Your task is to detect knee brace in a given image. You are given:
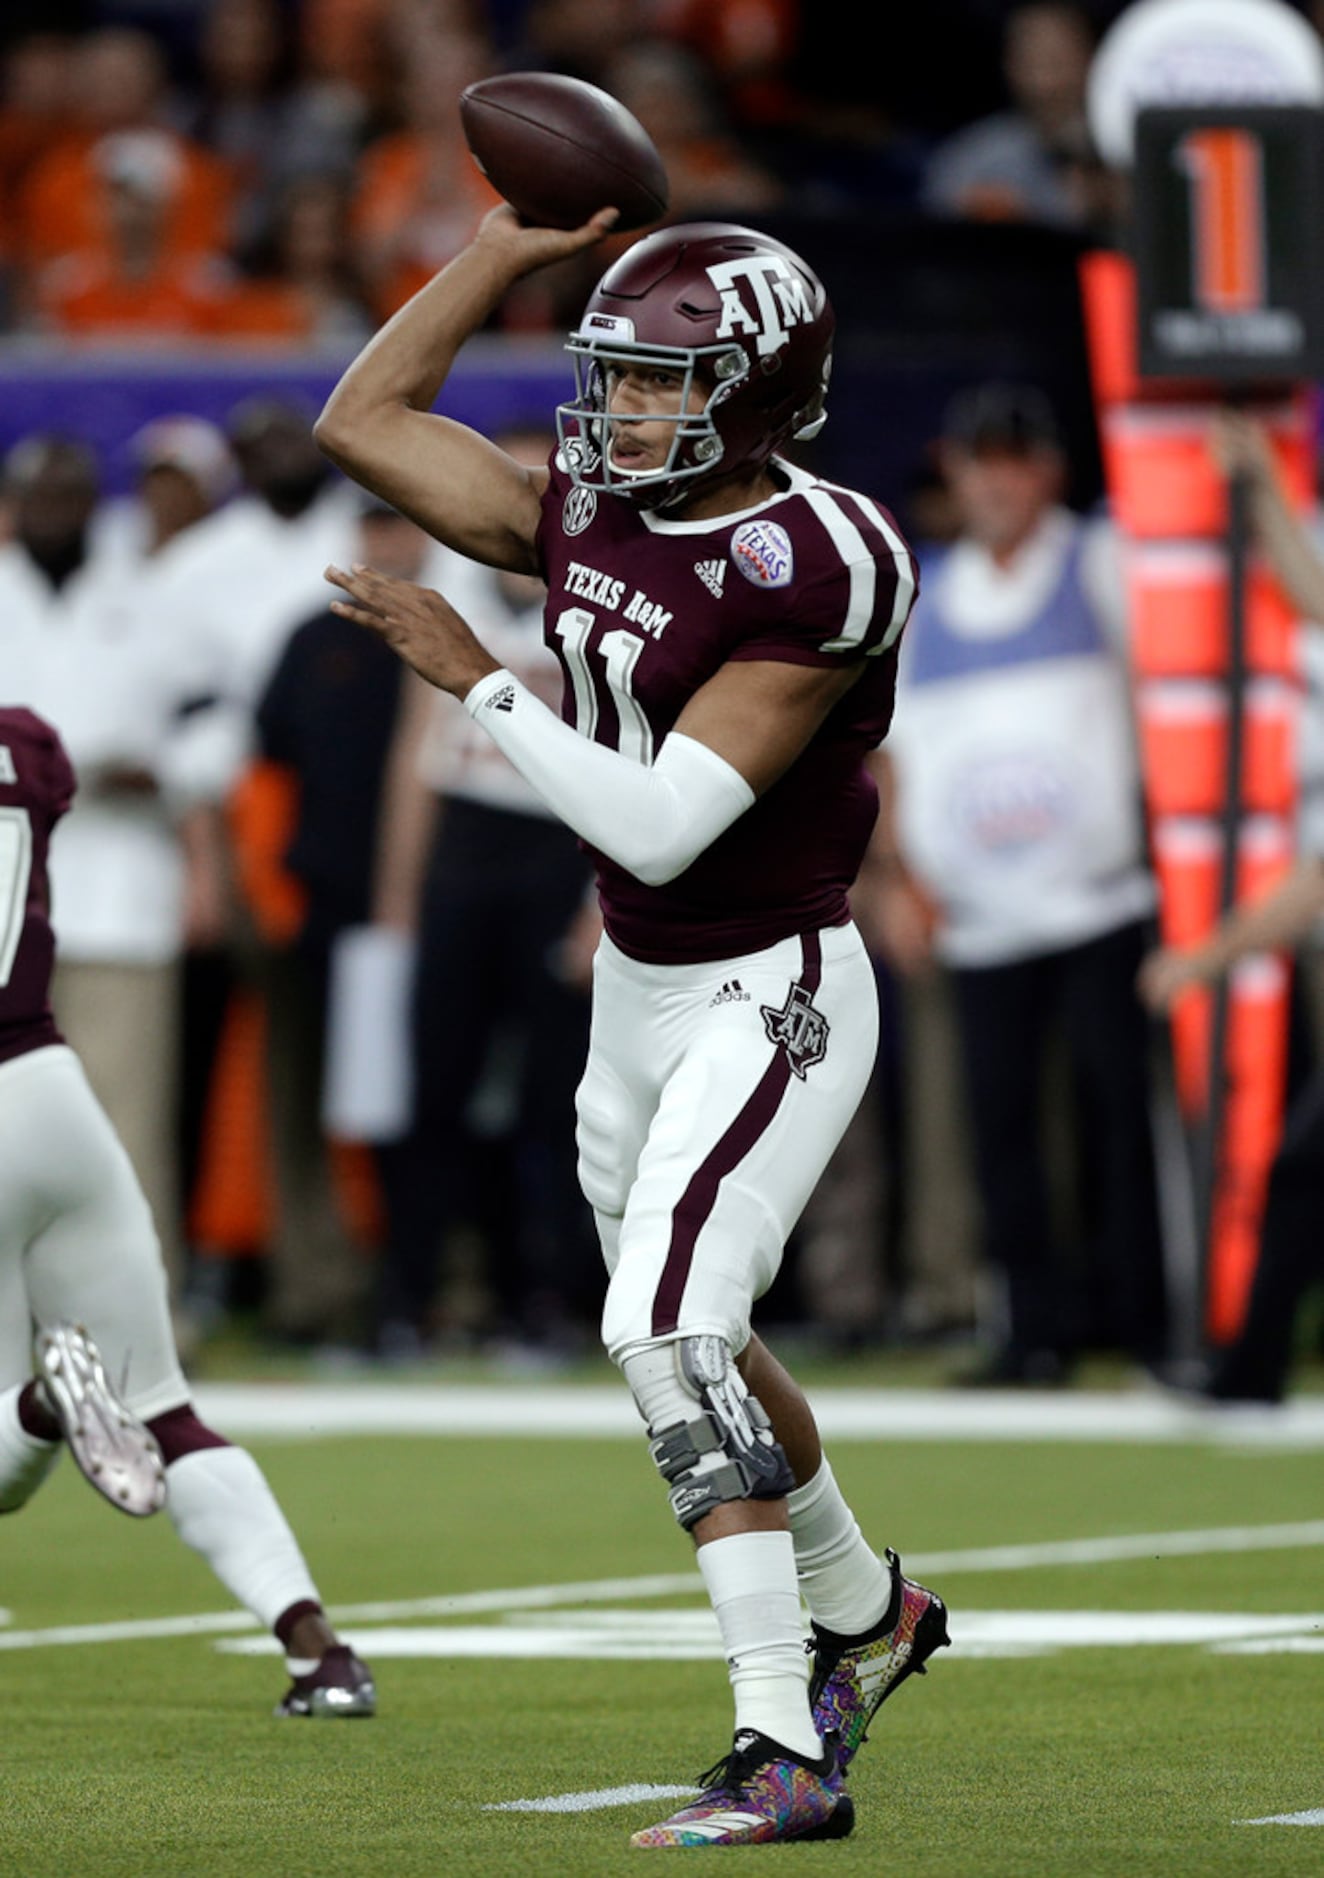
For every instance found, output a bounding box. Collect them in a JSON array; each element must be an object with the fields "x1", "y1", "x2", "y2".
[{"x1": 621, "y1": 1334, "x2": 795, "y2": 1531}]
